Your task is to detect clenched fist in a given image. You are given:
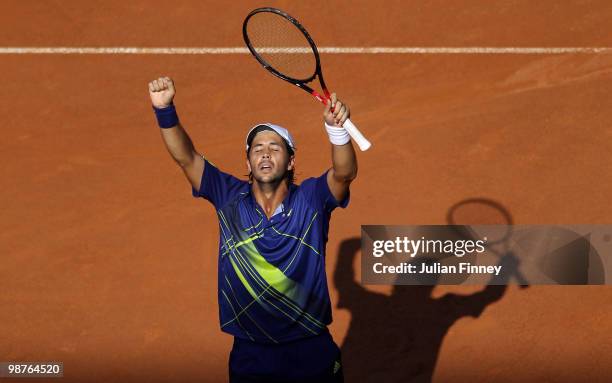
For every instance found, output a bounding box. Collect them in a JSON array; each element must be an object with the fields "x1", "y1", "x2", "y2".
[{"x1": 149, "y1": 77, "x2": 175, "y2": 109}]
